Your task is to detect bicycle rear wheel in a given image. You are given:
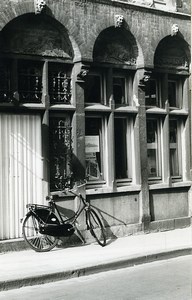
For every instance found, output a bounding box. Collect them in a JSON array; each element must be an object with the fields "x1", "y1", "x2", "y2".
[
  {"x1": 22, "y1": 213, "x2": 59, "y2": 252},
  {"x1": 87, "y1": 208, "x2": 106, "y2": 247}
]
